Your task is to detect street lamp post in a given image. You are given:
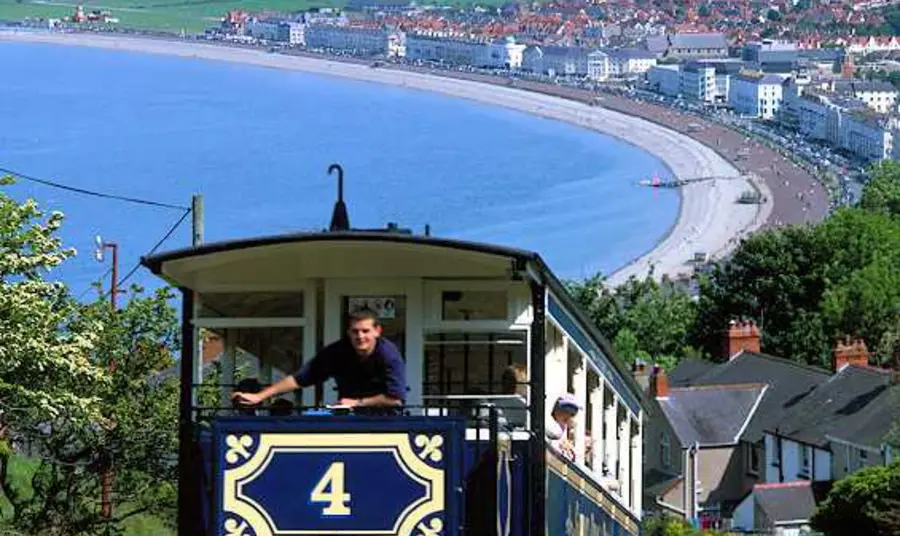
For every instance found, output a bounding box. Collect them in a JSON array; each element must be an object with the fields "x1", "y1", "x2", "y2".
[{"x1": 94, "y1": 235, "x2": 120, "y2": 520}]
